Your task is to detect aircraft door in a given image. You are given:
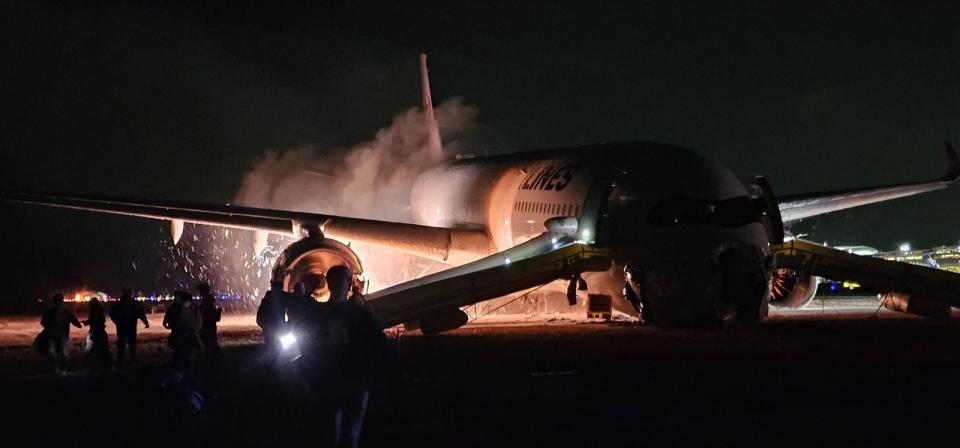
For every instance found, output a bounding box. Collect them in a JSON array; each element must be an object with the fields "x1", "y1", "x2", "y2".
[{"x1": 751, "y1": 176, "x2": 784, "y2": 245}]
